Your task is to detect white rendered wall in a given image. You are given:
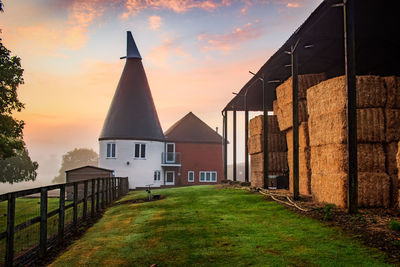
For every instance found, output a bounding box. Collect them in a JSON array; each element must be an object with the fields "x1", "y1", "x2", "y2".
[{"x1": 99, "y1": 140, "x2": 164, "y2": 189}]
